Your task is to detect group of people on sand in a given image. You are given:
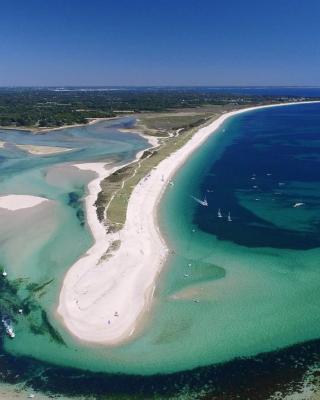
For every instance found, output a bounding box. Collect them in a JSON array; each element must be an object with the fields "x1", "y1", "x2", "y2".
[{"x1": 107, "y1": 311, "x2": 119, "y2": 325}]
